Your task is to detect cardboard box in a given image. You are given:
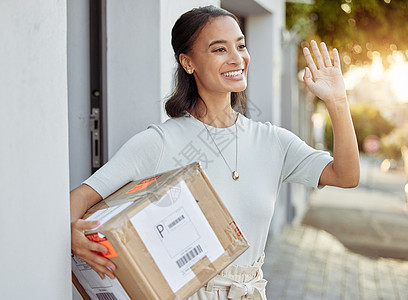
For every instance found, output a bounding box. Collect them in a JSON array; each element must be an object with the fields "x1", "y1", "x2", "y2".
[{"x1": 72, "y1": 162, "x2": 249, "y2": 300}]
